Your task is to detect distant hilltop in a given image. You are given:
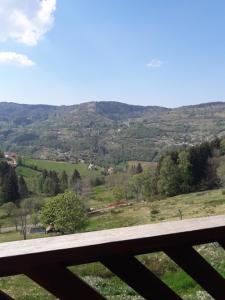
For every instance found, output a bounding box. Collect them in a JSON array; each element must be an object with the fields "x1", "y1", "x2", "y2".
[{"x1": 0, "y1": 100, "x2": 225, "y2": 163}]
